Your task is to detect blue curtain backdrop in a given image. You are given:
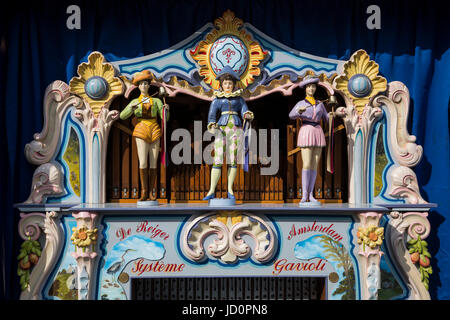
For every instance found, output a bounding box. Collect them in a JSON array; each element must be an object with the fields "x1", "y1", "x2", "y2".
[{"x1": 1, "y1": 0, "x2": 449, "y2": 299}]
